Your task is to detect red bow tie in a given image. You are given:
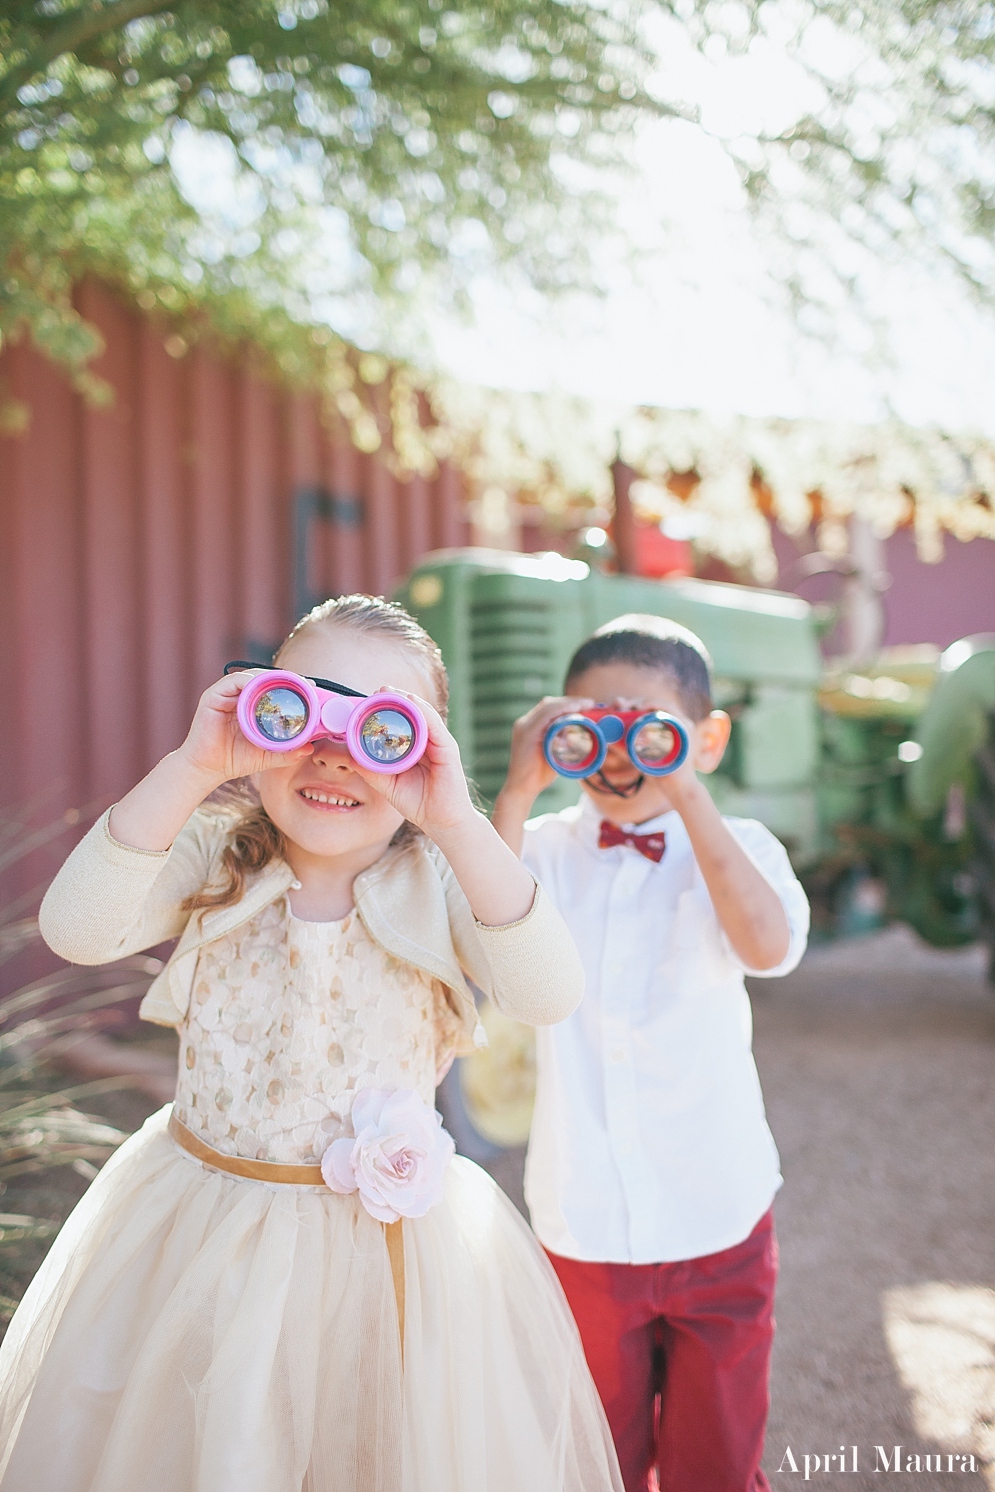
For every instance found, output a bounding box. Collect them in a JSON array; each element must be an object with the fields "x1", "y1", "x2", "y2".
[{"x1": 598, "y1": 820, "x2": 666, "y2": 863}]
